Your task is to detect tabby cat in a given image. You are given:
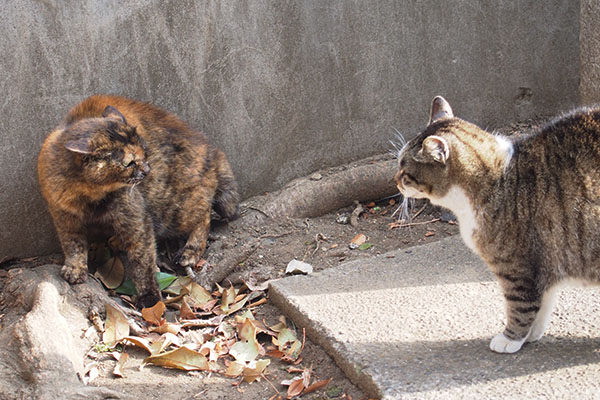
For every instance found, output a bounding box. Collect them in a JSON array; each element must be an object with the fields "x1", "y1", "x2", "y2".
[
  {"x1": 38, "y1": 95, "x2": 239, "y2": 308},
  {"x1": 395, "y1": 96, "x2": 600, "y2": 353}
]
